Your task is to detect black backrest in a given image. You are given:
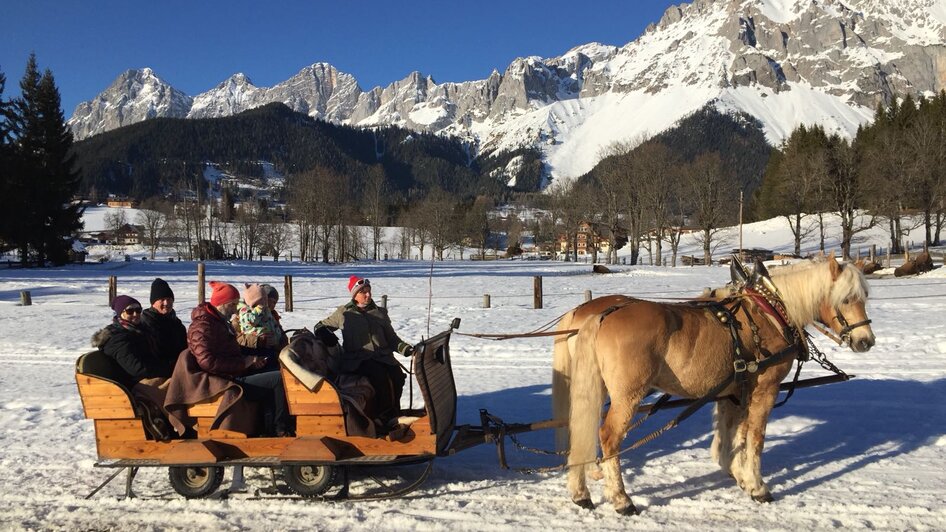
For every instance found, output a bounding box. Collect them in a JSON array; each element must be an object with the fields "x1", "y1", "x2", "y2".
[
  {"x1": 413, "y1": 330, "x2": 457, "y2": 455},
  {"x1": 76, "y1": 350, "x2": 136, "y2": 392}
]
